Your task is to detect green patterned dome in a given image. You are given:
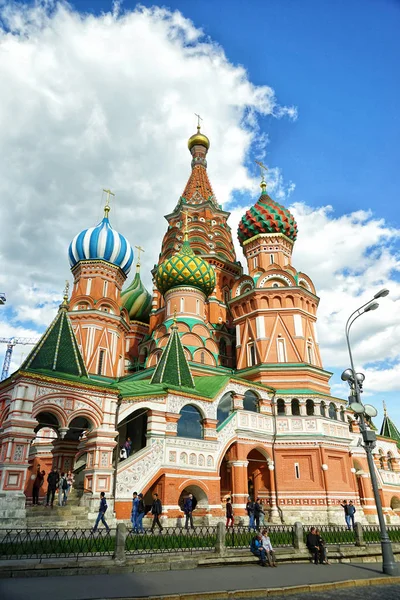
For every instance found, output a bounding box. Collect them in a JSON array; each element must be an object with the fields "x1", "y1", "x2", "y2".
[
  {"x1": 238, "y1": 186, "x2": 298, "y2": 245},
  {"x1": 121, "y1": 268, "x2": 152, "y2": 323},
  {"x1": 155, "y1": 236, "x2": 216, "y2": 297}
]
